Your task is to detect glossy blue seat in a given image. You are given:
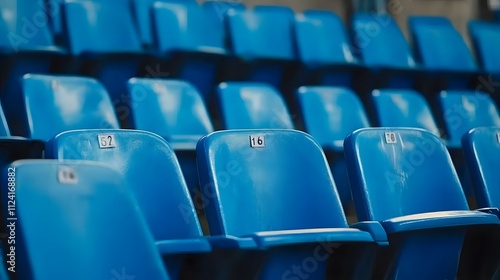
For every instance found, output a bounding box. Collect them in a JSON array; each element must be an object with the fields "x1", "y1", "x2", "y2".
[
  {"x1": 468, "y1": 21, "x2": 500, "y2": 75},
  {"x1": 294, "y1": 10, "x2": 359, "y2": 87},
  {"x1": 217, "y1": 82, "x2": 294, "y2": 129},
  {"x1": 0, "y1": 0, "x2": 64, "y2": 134},
  {"x1": 225, "y1": 6, "x2": 297, "y2": 89},
  {"x1": 62, "y1": 0, "x2": 143, "y2": 127},
  {"x1": 7, "y1": 160, "x2": 169, "y2": 280},
  {"x1": 45, "y1": 129, "x2": 210, "y2": 279},
  {"x1": 197, "y1": 129, "x2": 387, "y2": 279},
  {"x1": 296, "y1": 86, "x2": 370, "y2": 207},
  {"x1": 351, "y1": 13, "x2": 416, "y2": 90},
  {"x1": 203, "y1": 1, "x2": 245, "y2": 22},
  {"x1": 151, "y1": 2, "x2": 230, "y2": 100},
  {"x1": 408, "y1": 16, "x2": 477, "y2": 90},
  {"x1": 127, "y1": 78, "x2": 213, "y2": 198},
  {"x1": 344, "y1": 128, "x2": 500, "y2": 279},
  {"x1": 371, "y1": 89, "x2": 440, "y2": 136},
  {"x1": 21, "y1": 74, "x2": 119, "y2": 141}
]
